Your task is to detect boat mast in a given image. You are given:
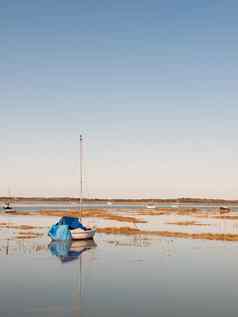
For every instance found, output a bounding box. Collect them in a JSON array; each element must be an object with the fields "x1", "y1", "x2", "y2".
[{"x1": 80, "y1": 134, "x2": 83, "y2": 221}]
